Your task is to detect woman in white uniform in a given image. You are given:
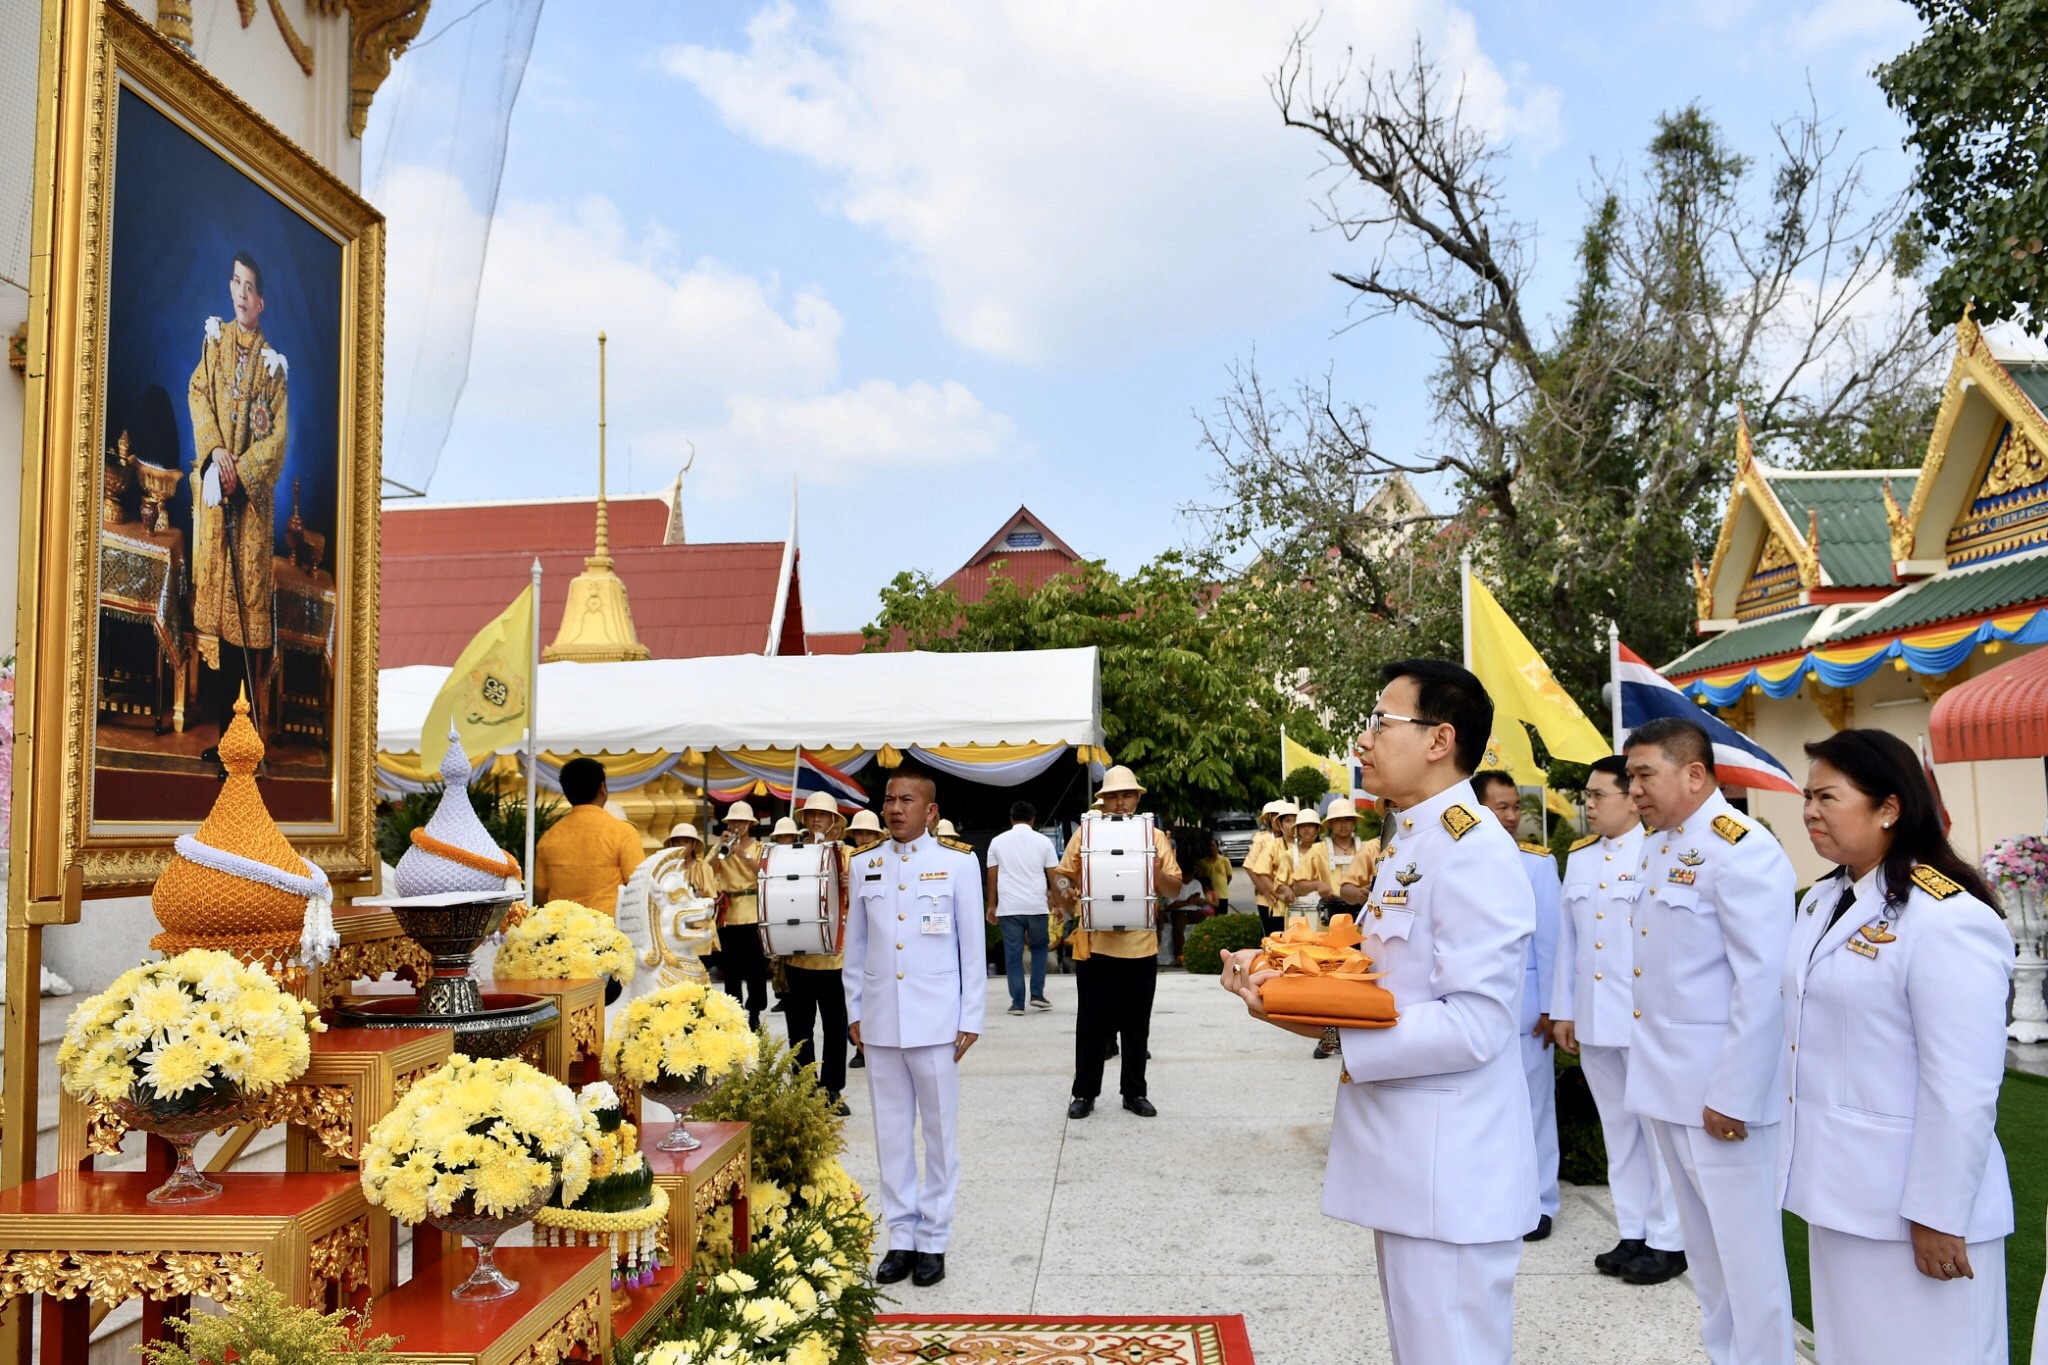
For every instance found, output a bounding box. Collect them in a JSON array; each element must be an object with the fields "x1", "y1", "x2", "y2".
[{"x1": 1784, "y1": 728, "x2": 2012, "y2": 1364}]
